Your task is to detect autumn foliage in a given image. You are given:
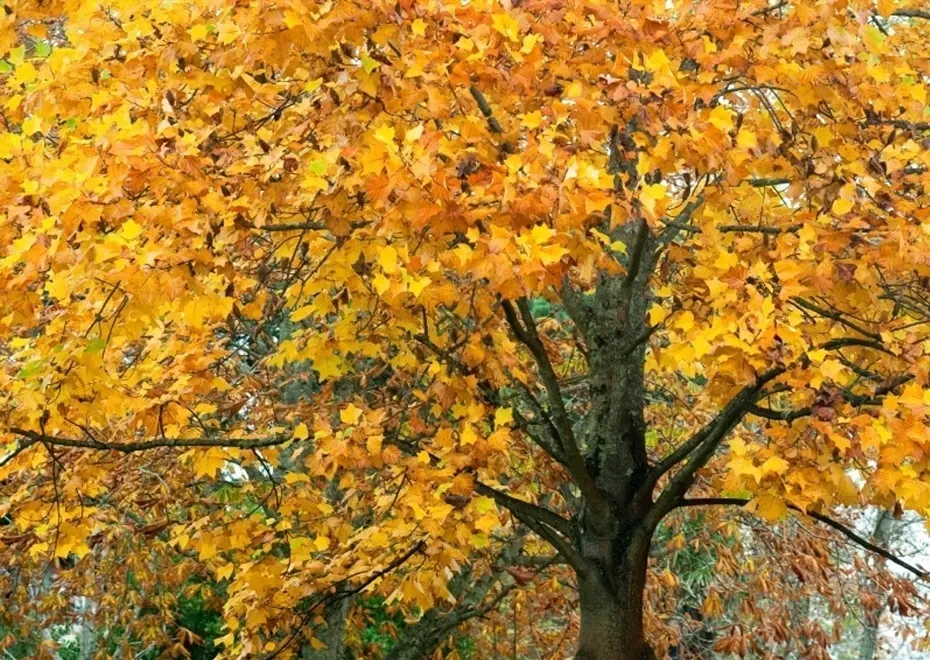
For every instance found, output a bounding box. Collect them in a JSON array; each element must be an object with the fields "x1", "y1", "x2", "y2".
[{"x1": 1, "y1": 0, "x2": 930, "y2": 658}]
